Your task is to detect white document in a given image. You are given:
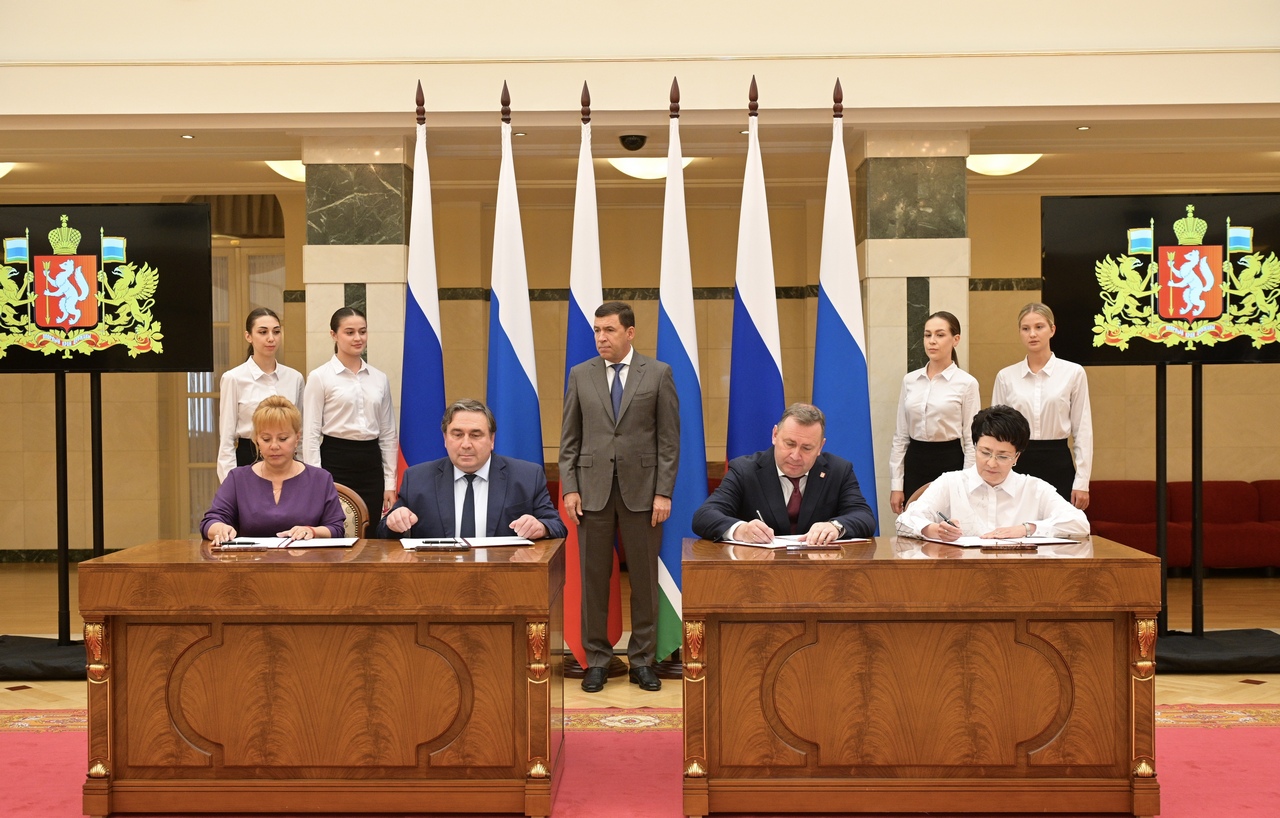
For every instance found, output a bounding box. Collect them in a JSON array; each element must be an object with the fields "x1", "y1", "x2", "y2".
[
  {"x1": 401, "y1": 538, "x2": 469, "y2": 551},
  {"x1": 464, "y1": 536, "x2": 534, "y2": 548},
  {"x1": 724, "y1": 535, "x2": 869, "y2": 550},
  {"x1": 921, "y1": 535, "x2": 1079, "y2": 547},
  {"x1": 215, "y1": 536, "x2": 357, "y2": 549}
]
